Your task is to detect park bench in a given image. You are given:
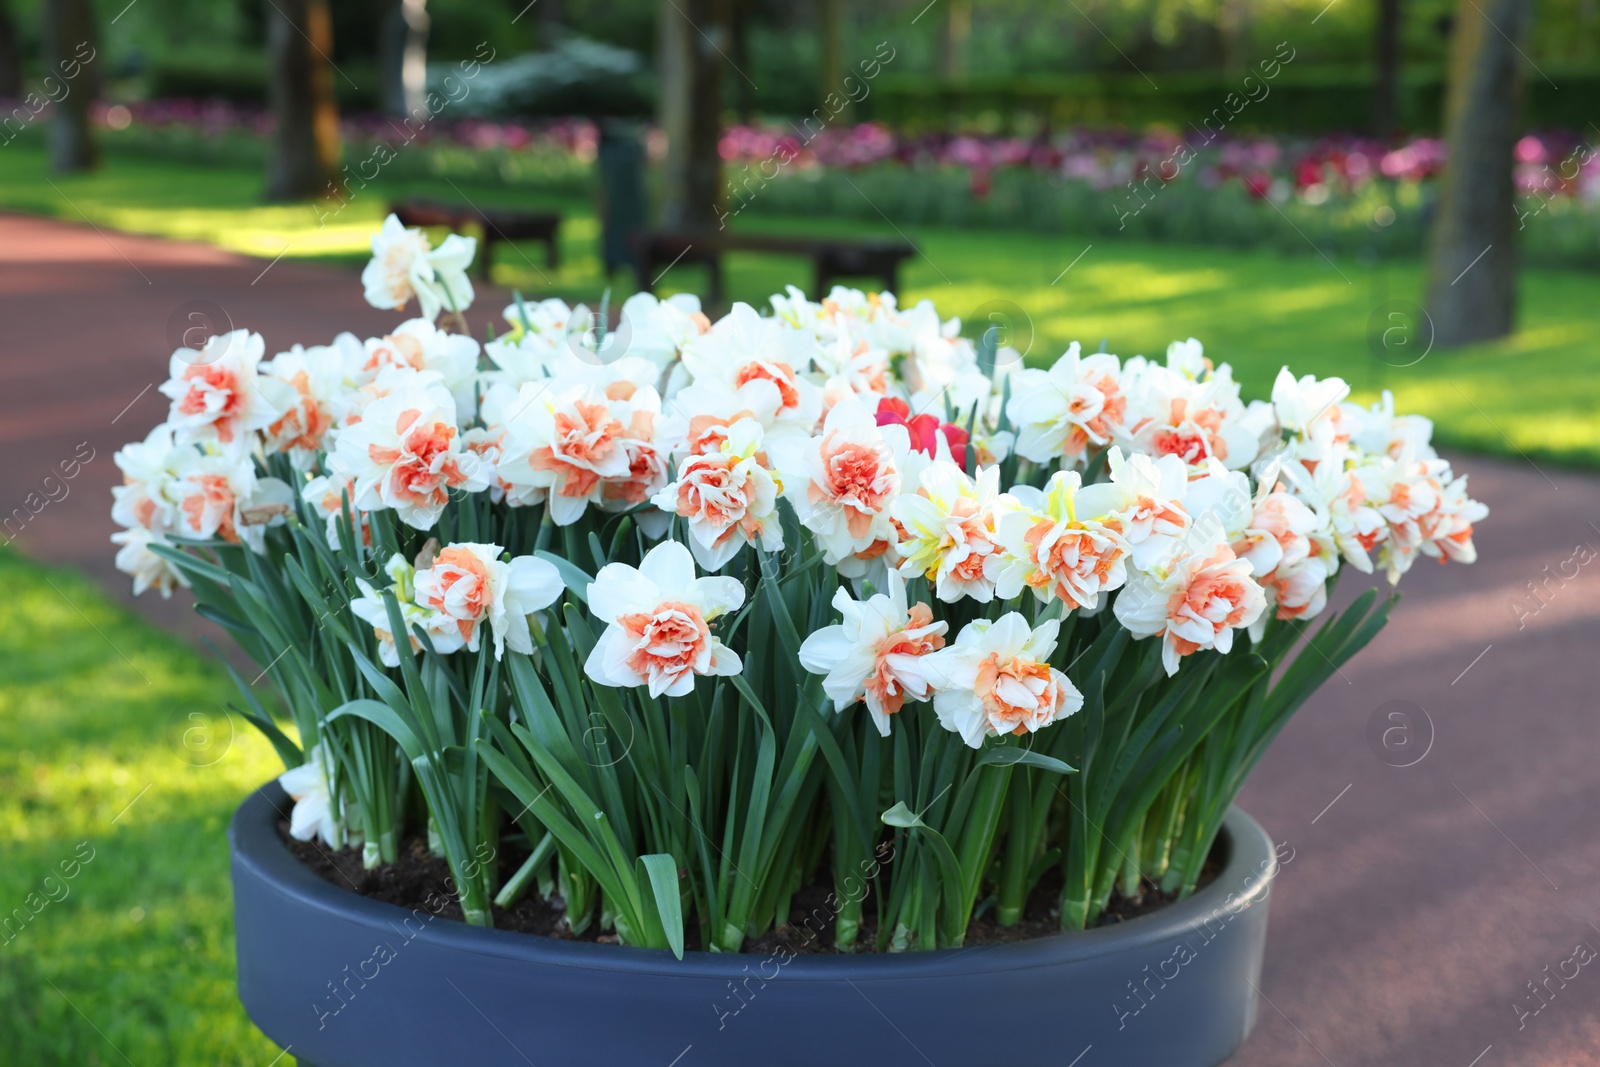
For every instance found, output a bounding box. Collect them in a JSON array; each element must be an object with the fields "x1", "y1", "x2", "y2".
[
  {"x1": 387, "y1": 199, "x2": 560, "y2": 280},
  {"x1": 631, "y1": 229, "x2": 917, "y2": 305}
]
